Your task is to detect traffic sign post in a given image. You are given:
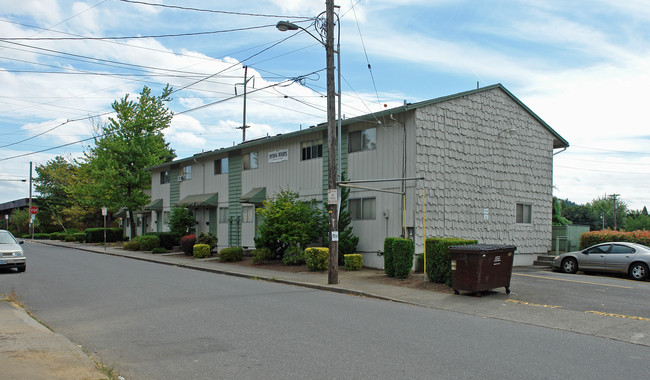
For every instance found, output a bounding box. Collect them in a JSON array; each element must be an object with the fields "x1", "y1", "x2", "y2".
[{"x1": 29, "y1": 206, "x2": 38, "y2": 215}]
